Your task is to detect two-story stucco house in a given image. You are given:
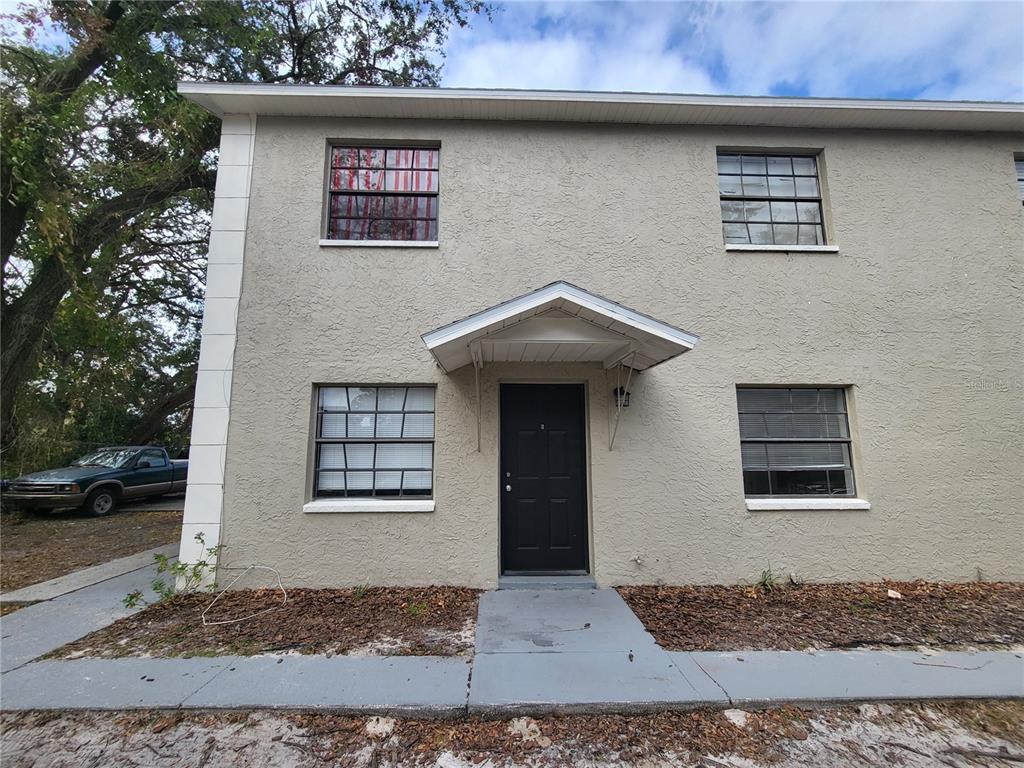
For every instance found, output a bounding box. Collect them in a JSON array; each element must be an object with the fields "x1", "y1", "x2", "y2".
[{"x1": 176, "y1": 83, "x2": 1024, "y2": 589}]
